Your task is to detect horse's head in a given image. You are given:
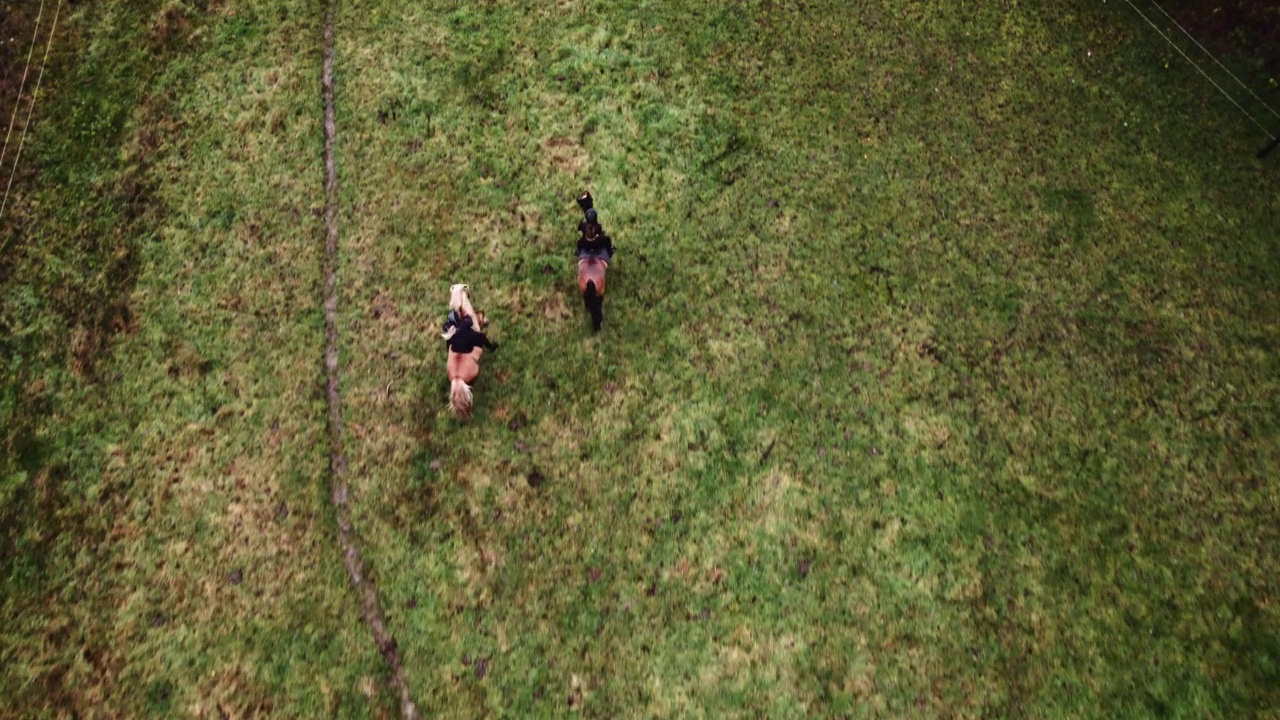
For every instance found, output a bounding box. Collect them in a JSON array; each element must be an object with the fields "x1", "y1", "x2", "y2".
[
  {"x1": 450, "y1": 282, "x2": 481, "y2": 325},
  {"x1": 449, "y1": 283, "x2": 470, "y2": 311}
]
